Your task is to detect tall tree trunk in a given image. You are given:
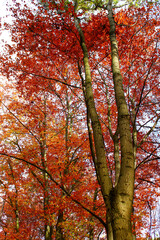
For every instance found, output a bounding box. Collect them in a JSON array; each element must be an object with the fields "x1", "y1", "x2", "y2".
[
  {"x1": 74, "y1": 0, "x2": 135, "y2": 239},
  {"x1": 8, "y1": 160, "x2": 20, "y2": 233},
  {"x1": 55, "y1": 88, "x2": 71, "y2": 240},
  {"x1": 75, "y1": 1, "x2": 114, "y2": 238},
  {"x1": 40, "y1": 95, "x2": 53, "y2": 240},
  {"x1": 107, "y1": 0, "x2": 135, "y2": 239},
  {"x1": 74, "y1": 10, "x2": 113, "y2": 237}
]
